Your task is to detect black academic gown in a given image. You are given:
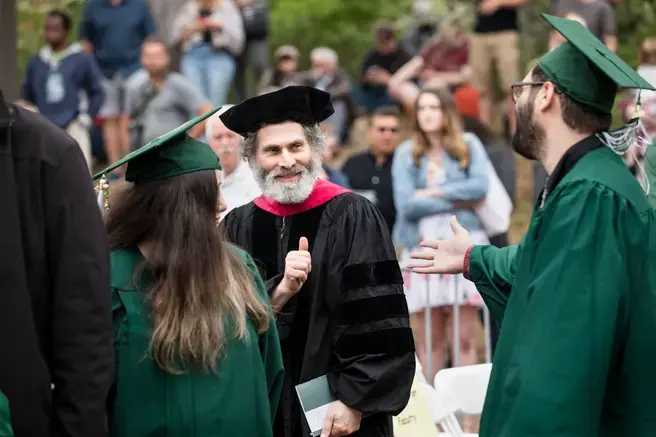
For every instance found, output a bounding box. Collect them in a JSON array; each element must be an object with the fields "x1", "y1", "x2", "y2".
[
  {"x1": 0, "y1": 95, "x2": 113, "y2": 437},
  {"x1": 223, "y1": 179, "x2": 416, "y2": 437}
]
